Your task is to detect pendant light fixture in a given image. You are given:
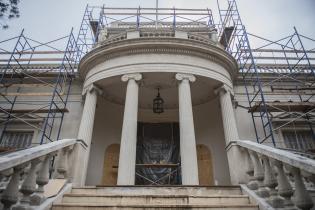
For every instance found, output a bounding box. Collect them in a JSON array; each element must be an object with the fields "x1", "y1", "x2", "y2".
[{"x1": 153, "y1": 88, "x2": 164, "y2": 114}]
